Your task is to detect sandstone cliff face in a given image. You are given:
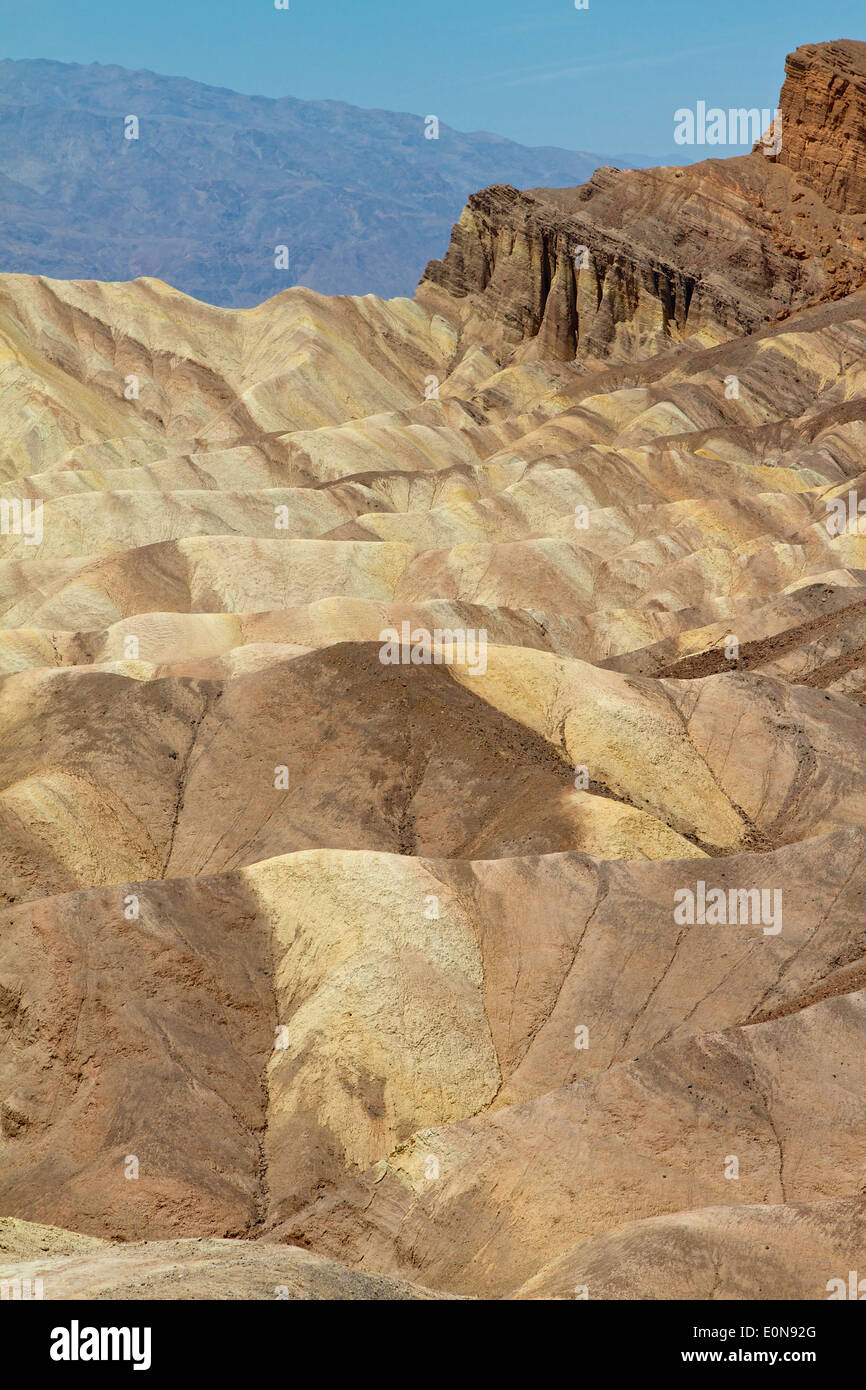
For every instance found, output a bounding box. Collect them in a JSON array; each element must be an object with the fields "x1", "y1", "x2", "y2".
[
  {"x1": 419, "y1": 177, "x2": 711, "y2": 364},
  {"x1": 418, "y1": 41, "x2": 866, "y2": 366},
  {"x1": 778, "y1": 39, "x2": 866, "y2": 213}
]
